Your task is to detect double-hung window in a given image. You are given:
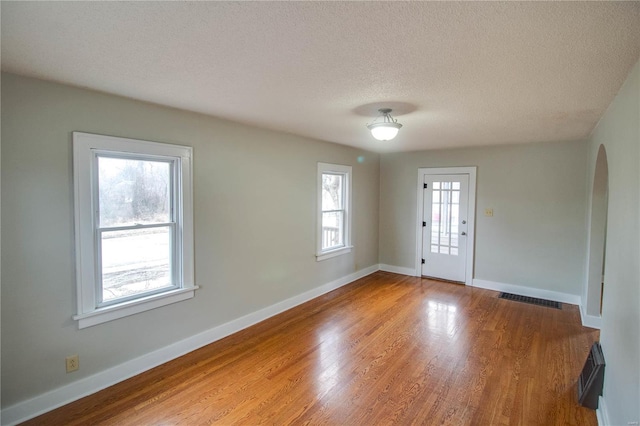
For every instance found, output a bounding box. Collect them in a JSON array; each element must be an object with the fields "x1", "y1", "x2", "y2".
[
  {"x1": 73, "y1": 132, "x2": 196, "y2": 328},
  {"x1": 317, "y1": 162, "x2": 352, "y2": 261}
]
